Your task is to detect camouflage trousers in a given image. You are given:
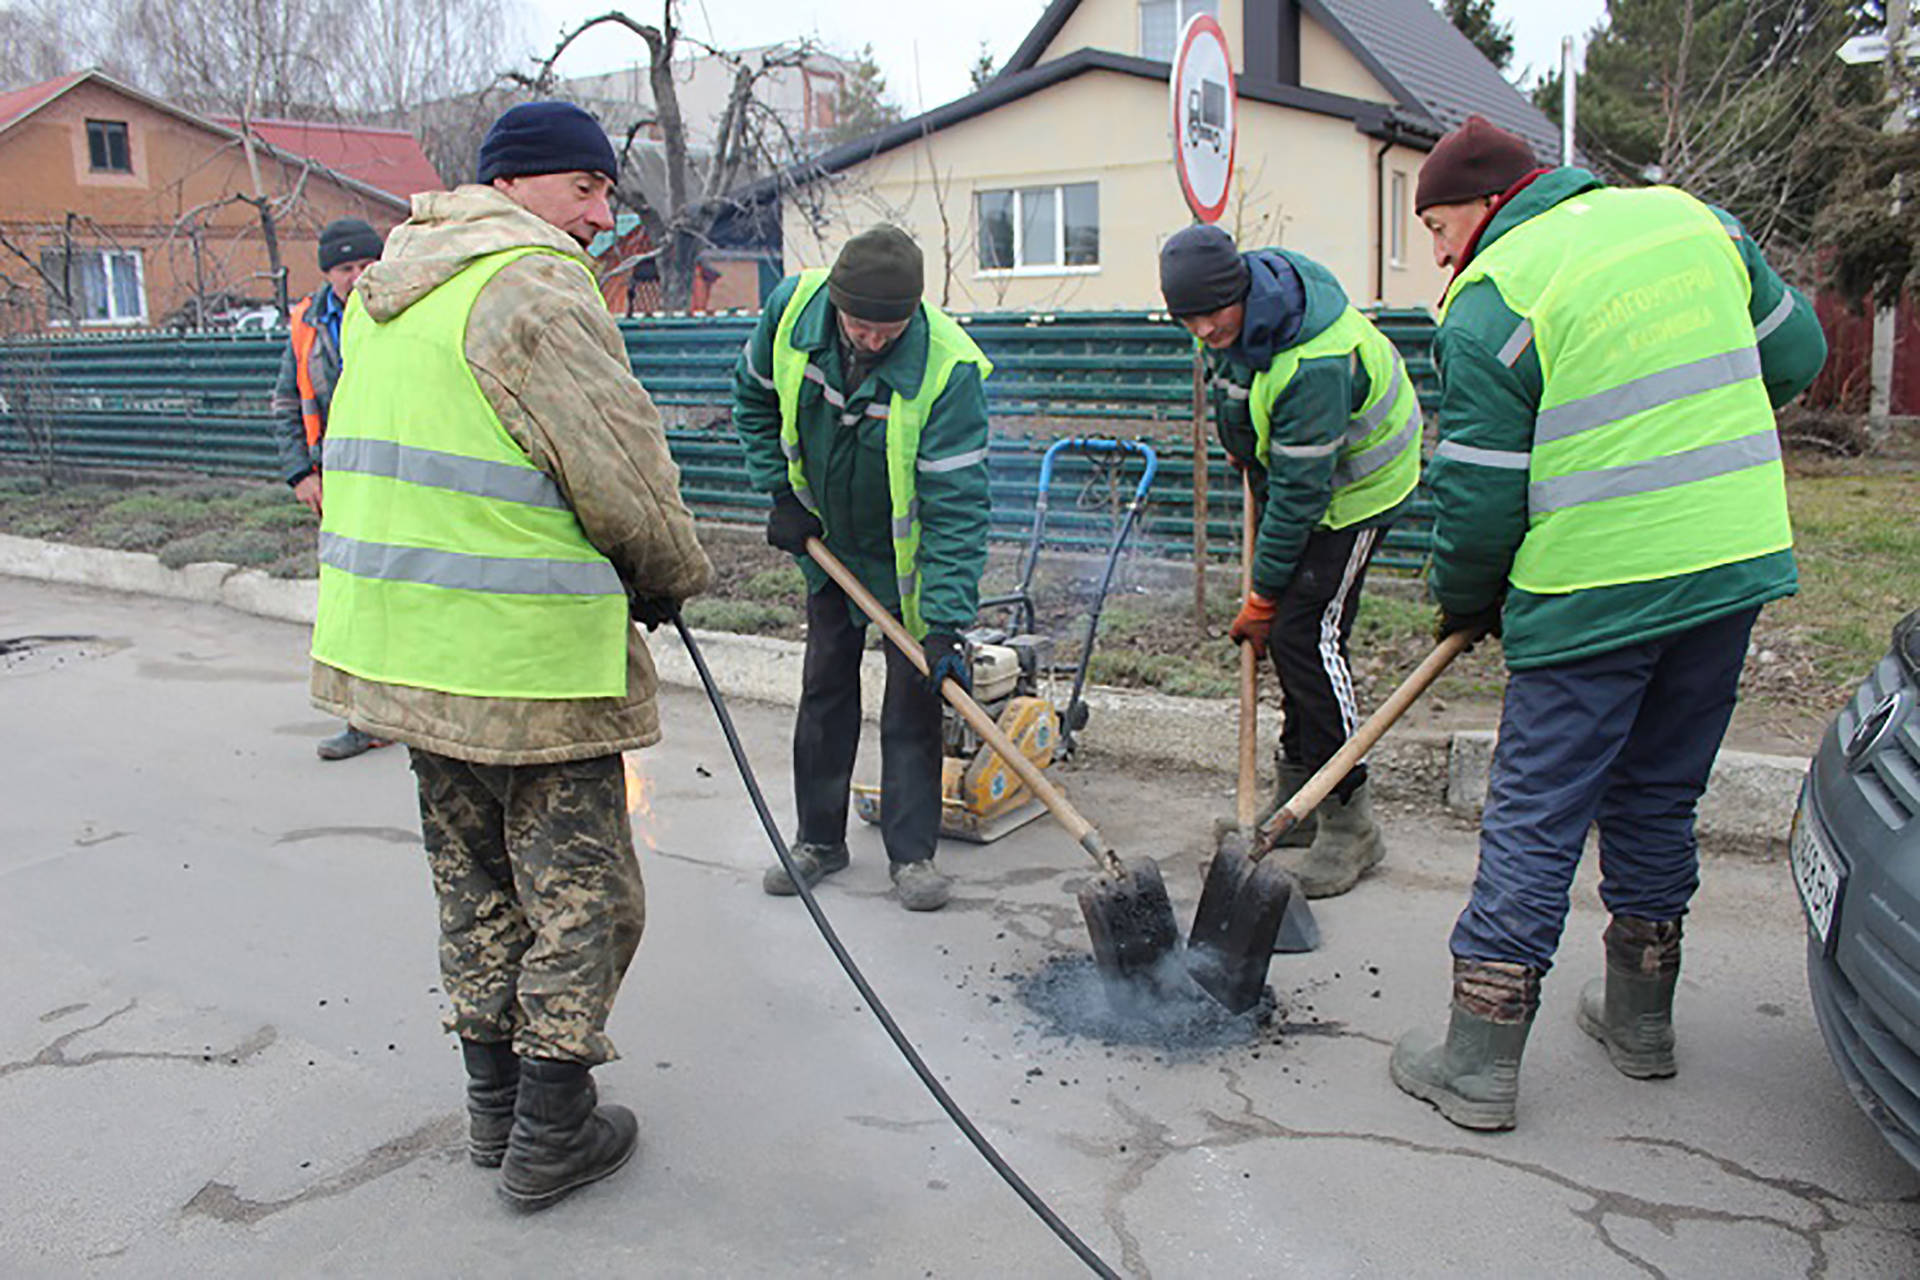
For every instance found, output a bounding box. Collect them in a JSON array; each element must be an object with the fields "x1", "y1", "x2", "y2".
[{"x1": 409, "y1": 748, "x2": 645, "y2": 1066}]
